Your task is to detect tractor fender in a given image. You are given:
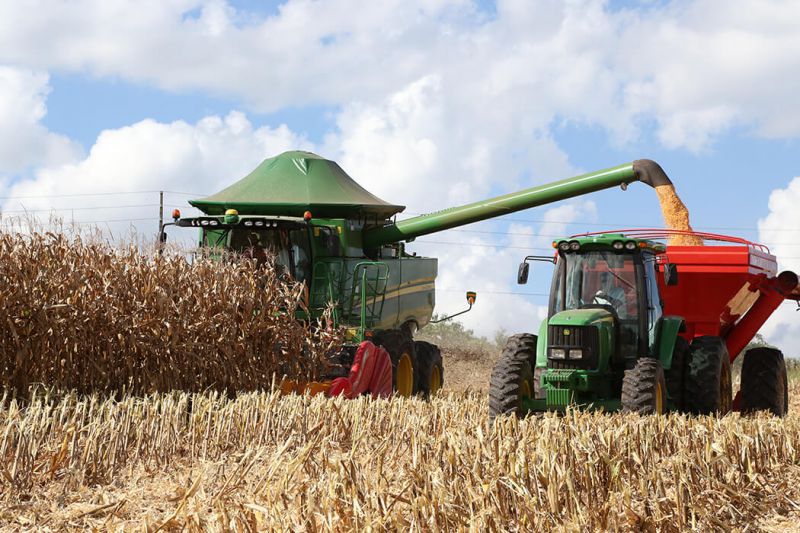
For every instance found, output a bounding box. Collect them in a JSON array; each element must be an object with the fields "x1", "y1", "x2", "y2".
[{"x1": 657, "y1": 316, "x2": 686, "y2": 370}]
